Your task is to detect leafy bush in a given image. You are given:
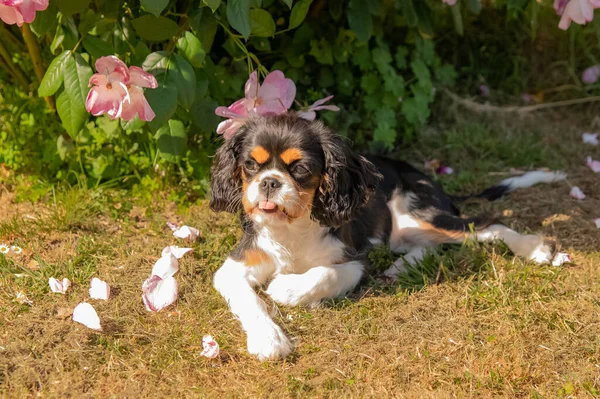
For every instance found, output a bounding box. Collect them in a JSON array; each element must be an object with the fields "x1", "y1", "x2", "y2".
[{"x1": 0, "y1": 0, "x2": 594, "y2": 194}]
